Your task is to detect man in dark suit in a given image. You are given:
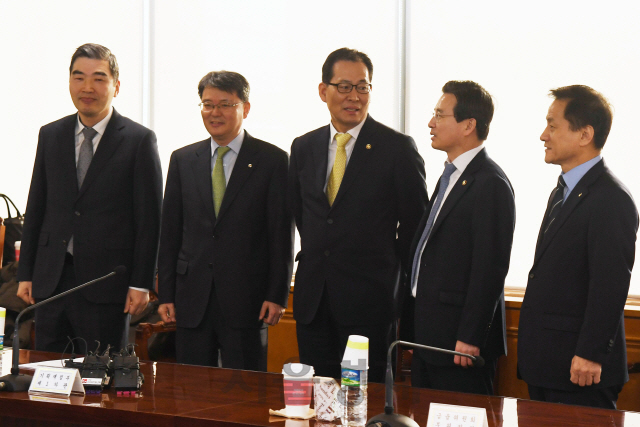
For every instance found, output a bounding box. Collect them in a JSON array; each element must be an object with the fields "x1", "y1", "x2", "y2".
[
  {"x1": 409, "y1": 81, "x2": 515, "y2": 395},
  {"x1": 17, "y1": 43, "x2": 162, "y2": 353},
  {"x1": 157, "y1": 71, "x2": 293, "y2": 370},
  {"x1": 518, "y1": 85, "x2": 638, "y2": 409},
  {"x1": 289, "y1": 48, "x2": 429, "y2": 382}
]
